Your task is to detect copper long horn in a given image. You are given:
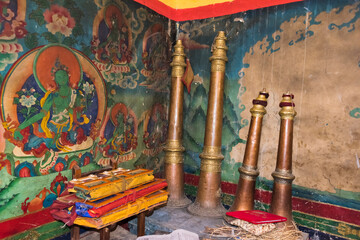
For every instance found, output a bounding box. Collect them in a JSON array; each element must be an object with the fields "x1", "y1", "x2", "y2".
[
  {"x1": 164, "y1": 40, "x2": 192, "y2": 208},
  {"x1": 270, "y1": 92, "x2": 296, "y2": 227},
  {"x1": 187, "y1": 31, "x2": 228, "y2": 218},
  {"x1": 229, "y1": 90, "x2": 269, "y2": 212}
]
